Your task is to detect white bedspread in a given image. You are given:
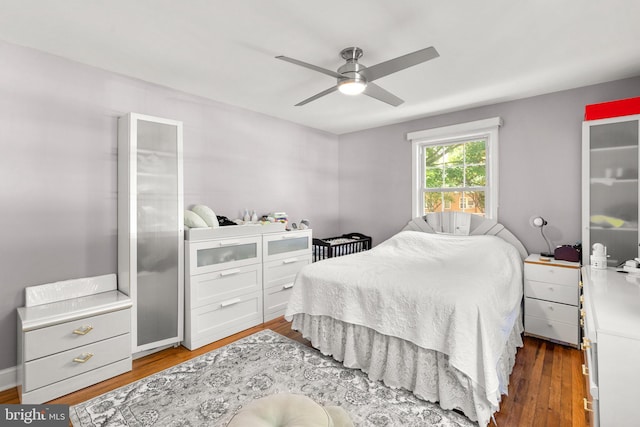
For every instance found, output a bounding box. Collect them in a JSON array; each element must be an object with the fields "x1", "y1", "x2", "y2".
[{"x1": 285, "y1": 230, "x2": 523, "y2": 407}]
